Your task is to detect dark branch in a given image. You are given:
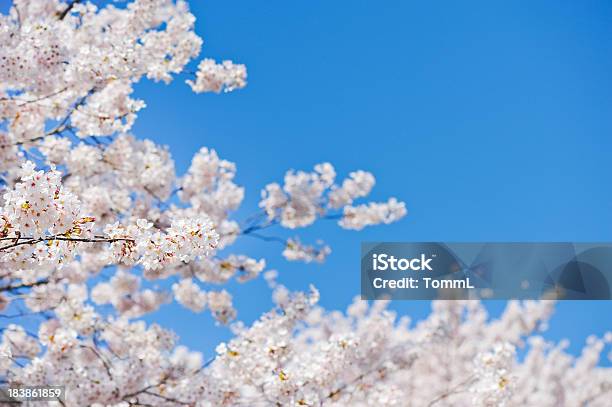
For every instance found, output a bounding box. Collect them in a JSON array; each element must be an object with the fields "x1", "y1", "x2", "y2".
[
  {"x1": 0, "y1": 279, "x2": 49, "y2": 293},
  {"x1": 0, "y1": 235, "x2": 134, "y2": 252},
  {"x1": 57, "y1": 0, "x2": 81, "y2": 20}
]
